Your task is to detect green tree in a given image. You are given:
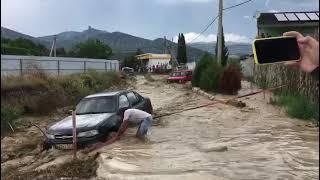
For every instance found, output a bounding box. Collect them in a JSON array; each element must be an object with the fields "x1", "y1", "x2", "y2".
[
  {"x1": 1, "y1": 38, "x2": 48, "y2": 56},
  {"x1": 74, "y1": 39, "x2": 112, "y2": 59},
  {"x1": 176, "y1": 33, "x2": 187, "y2": 64},
  {"x1": 192, "y1": 53, "x2": 215, "y2": 87},
  {"x1": 122, "y1": 49, "x2": 144, "y2": 71},
  {"x1": 215, "y1": 27, "x2": 229, "y2": 67},
  {"x1": 56, "y1": 48, "x2": 67, "y2": 57}
]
